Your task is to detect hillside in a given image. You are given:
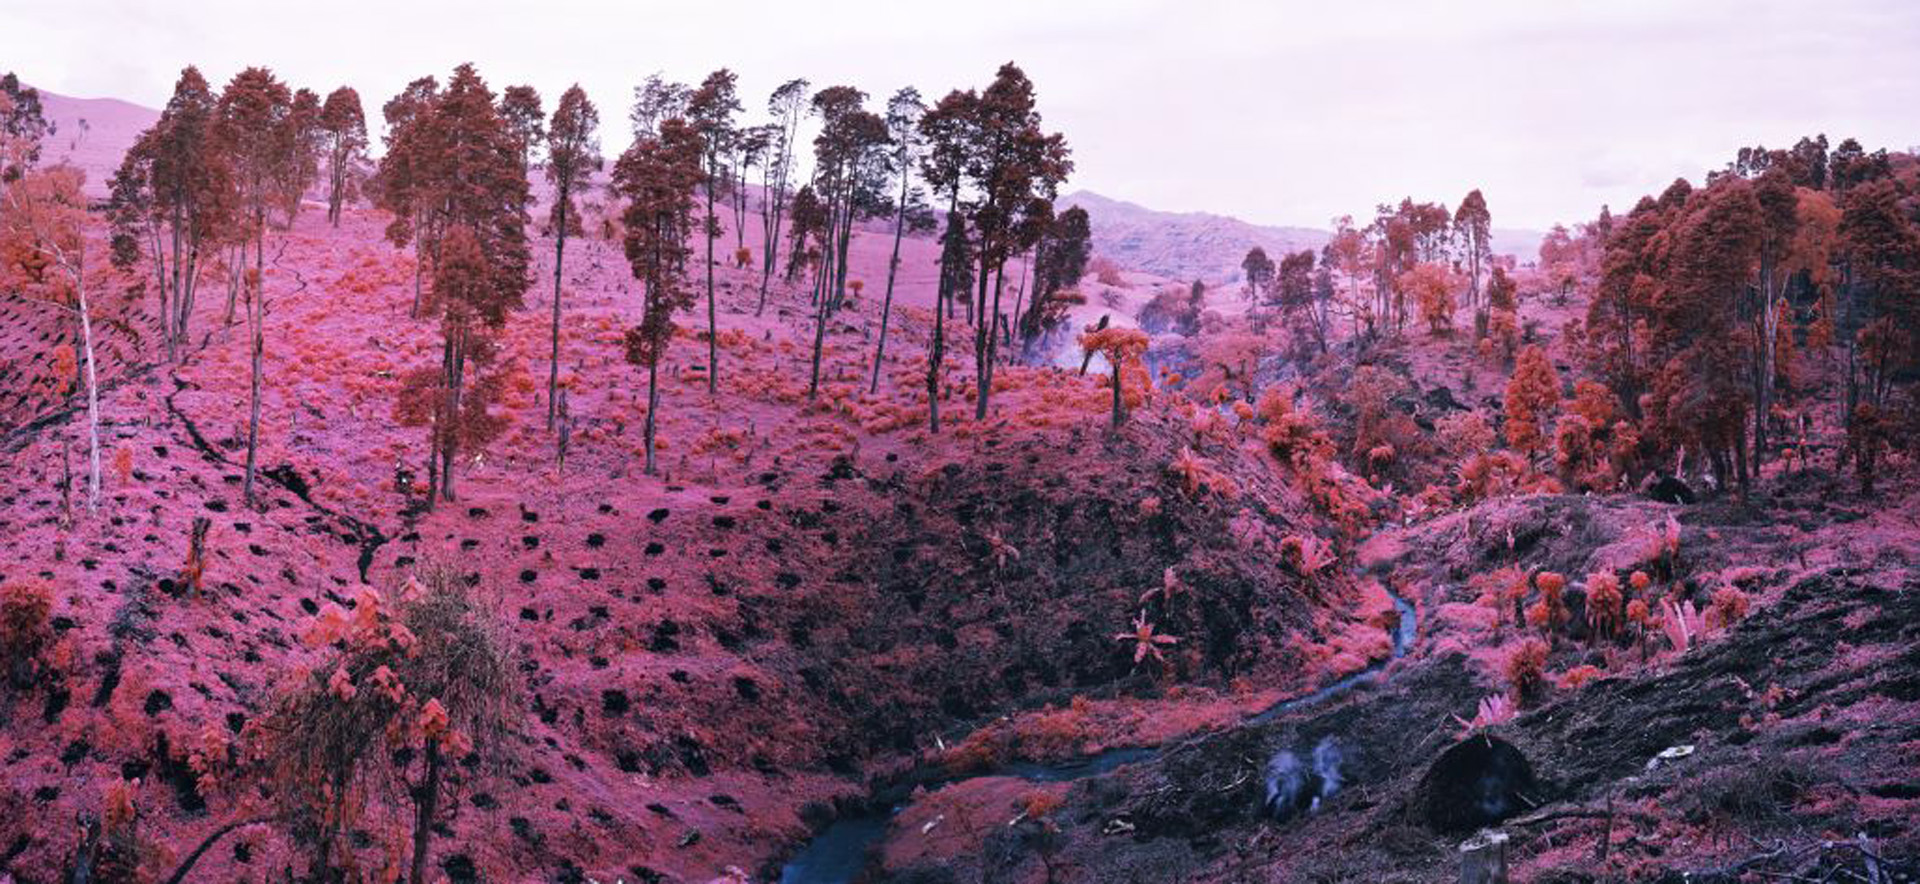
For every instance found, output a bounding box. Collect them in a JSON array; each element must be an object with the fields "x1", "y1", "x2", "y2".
[
  {"x1": 1063, "y1": 188, "x2": 1546, "y2": 283},
  {"x1": 2, "y1": 61, "x2": 1918, "y2": 884},
  {"x1": 32, "y1": 89, "x2": 158, "y2": 198}
]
